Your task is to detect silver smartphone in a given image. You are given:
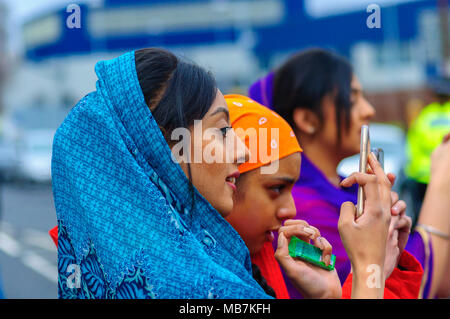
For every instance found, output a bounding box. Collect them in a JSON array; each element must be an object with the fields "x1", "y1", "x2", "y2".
[
  {"x1": 356, "y1": 125, "x2": 370, "y2": 218},
  {"x1": 356, "y1": 125, "x2": 384, "y2": 218}
]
